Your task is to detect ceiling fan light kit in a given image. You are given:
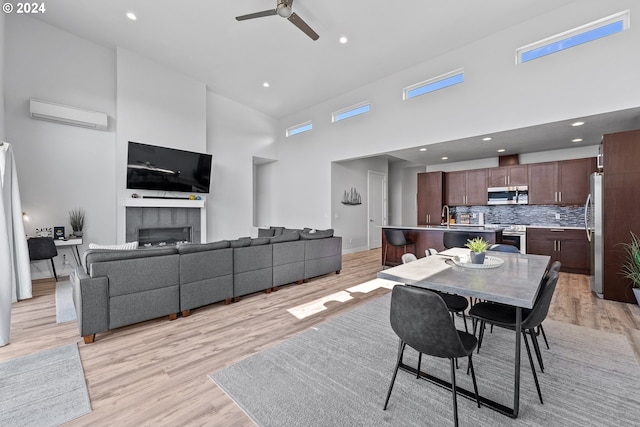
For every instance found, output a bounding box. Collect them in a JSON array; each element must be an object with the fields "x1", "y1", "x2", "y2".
[{"x1": 236, "y1": 0, "x2": 319, "y2": 41}]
